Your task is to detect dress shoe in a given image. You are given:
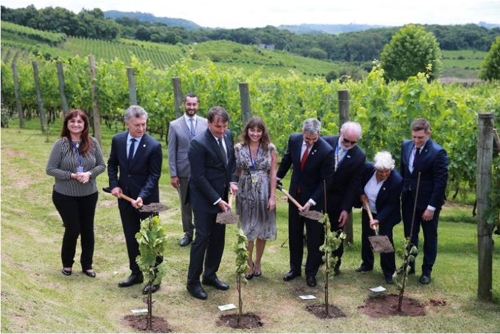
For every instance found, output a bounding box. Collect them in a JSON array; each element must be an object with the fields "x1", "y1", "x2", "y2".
[
  {"x1": 187, "y1": 284, "x2": 207, "y2": 300},
  {"x1": 419, "y1": 274, "x2": 431, "y2": 285},
  {"x1": 283, "y1": 270, "x2": 301, "y2": 281},
  {"x1": 333, "y1": 265, "x2": 341, "y2": 276},
  {"x1": 356, "y1": 265, "x2": 373, "y2": 272},
  {"x1": 179, "y1": 233, "x2": 192, "y2": 247},
  {"x1": 118, "y1": 273, "x2": 144, "y2": 287},
  {"x1": 306, "y1": 276, "x2": 317, "y2": 287},
  {"x1": 61, "y1": 268, "x2": 72, "y2": 276},
  {"x1": 202, "y1": 277, "x2": 229, "y2": 290},
  {"x1": 385, "y1": 277, "x2": 395, "y2": 284},
  {"x1": 409, "y1": 267, "x2": 416, "y2": 275},
  {"x1": 82, "y1": 269, "x2": 96, "y2": 278},
  {"x1": 142, "y1": 283, "x2": 161, "y2": 294}
]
